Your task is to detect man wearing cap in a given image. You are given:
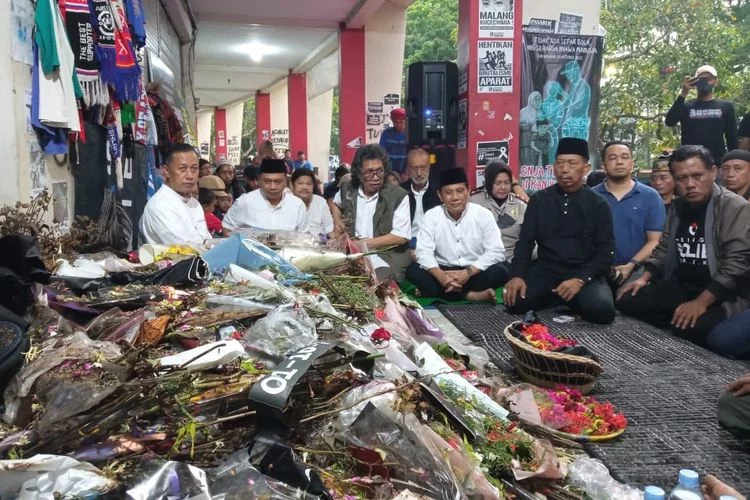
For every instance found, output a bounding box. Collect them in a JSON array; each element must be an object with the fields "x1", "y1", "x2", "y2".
[
  {"x1": 332, "y1": 144, "x2": 411, "y2": 281},
  {"x1": 402, "y1": 148, "x2": 441, "y2": 248},
  {"x1": 379, "y1": 108, "x2": 408, "y2": 177},
  {"x1": 504, "y1": 138, "x2": 616, "y2": 324},
  {"x1": 139, "y1": 144, "x2": 211, "y2": 246},
  {"x1": 215, "y1": 159, "x2": 245, "y2": 200},
  {"x1": 198, "y1": 175, "x2": 229, "y2": 200},
  {"x1": 617, "y1": 145, "x2": 750, "y2": 350},
  {"x1": 720, "y1": 150, "x2": 750, "y2": 201},
  {"x1": 649, "y1": 150, "x2": 677, "y2": 213},
  {"x1": 222, "y1": 158, "x2": 309, "y2": 233},
  {"x1": 665, "y1": 65, "x2": 738, "y2": 163},
  {"x1": 407, "y1": 168, "x2": 508, "y2": 302},
  {"x1": 560, "y1": 61, "x2": 592, "y2": 140}
]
